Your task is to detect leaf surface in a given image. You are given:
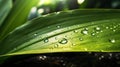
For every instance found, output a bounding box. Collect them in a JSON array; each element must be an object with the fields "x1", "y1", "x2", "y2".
[{"x1": 0, "y1": 9, "x2": 120, "y2": 62}]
